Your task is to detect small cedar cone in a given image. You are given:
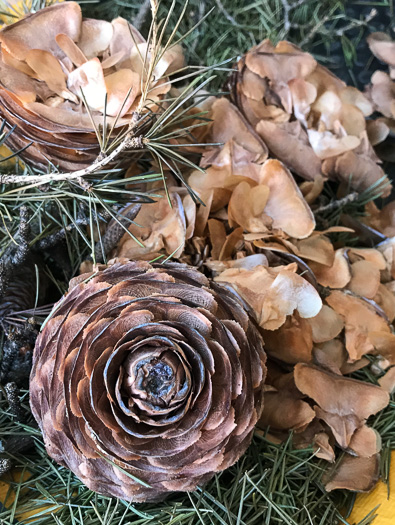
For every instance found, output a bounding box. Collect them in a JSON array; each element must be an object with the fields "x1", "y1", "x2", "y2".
[{"x1": 30, "y1": 260, "x2": 266, "y2": 502}]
